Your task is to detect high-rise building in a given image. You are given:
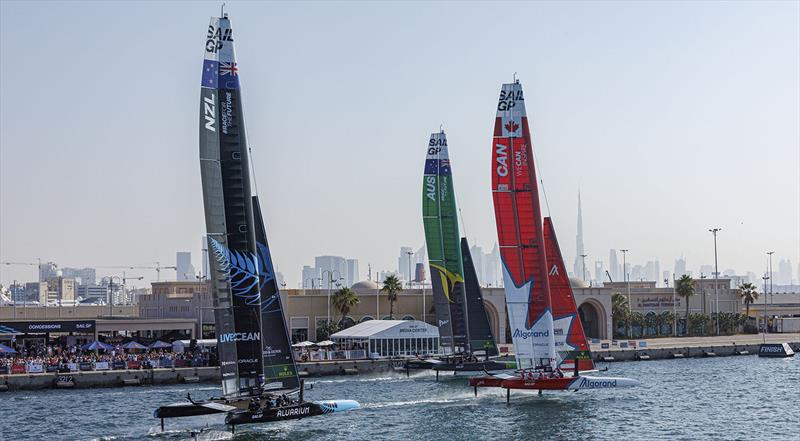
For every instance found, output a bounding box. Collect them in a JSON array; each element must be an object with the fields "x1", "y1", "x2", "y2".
[
  {"x1": 39, "y1": 262, "x2": 58, "y2": 282},
  {"x1": 176, "y1": 252, "x2": 196, "y2": 281},
  {"x1": 644, "y1": 260, "x2": 660, "y2": 283},
  {"x1": 777, "y1": 259, "x2": 793, "y2": 285},
  {"x1": 594, "y1": 260, "x2": 605, "y2": 285},
  {"x1": 345, "y1": 259, "x2": 359, "y2": 287},
  {"x1": 573, "y1": 191, "x2": 585, "y2": 279},
  {"x1": 414, "y1": 263, "x2": 426, "y2": 283},
  {"x1": 484, "y1": 243, "x2": 501, "y2": 287},
  {"x1": 470, "y1": 244, "x2": 485, "y2": 285},
  {"x1": 674, "y1": 257, "x2": 687, "y2": 277},
  {"x1": 699, "y1": 264, "x2": 714, "y2": 278},
  {"x1": 61, "y1": 267, "x2": 96, "y2": 286},
  {"x1": 609, "y1": 249, "x2": 620, "y2": 282},
  {"x1": 398, "y1": 247, "x2": 413, "y2": 281},
  {"x1": 315, "y1": 255, "x2": 348, "y2": 287},
  {"x1": 302, "y1": 265, "x2": 319, "y2": 288}
]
